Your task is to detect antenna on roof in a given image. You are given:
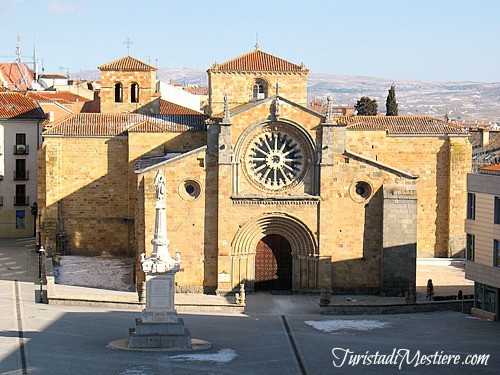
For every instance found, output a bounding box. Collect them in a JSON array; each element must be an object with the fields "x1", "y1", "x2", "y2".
[
  {"x1": 255, "y1": 32, "x2": 260, "y2": 50},
  {"x1": 124, "y1": 37, "x2": 133, "y2": 56},
  {"x1": 32, "y1": 34, "x2": 38, "y2": 81}
]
